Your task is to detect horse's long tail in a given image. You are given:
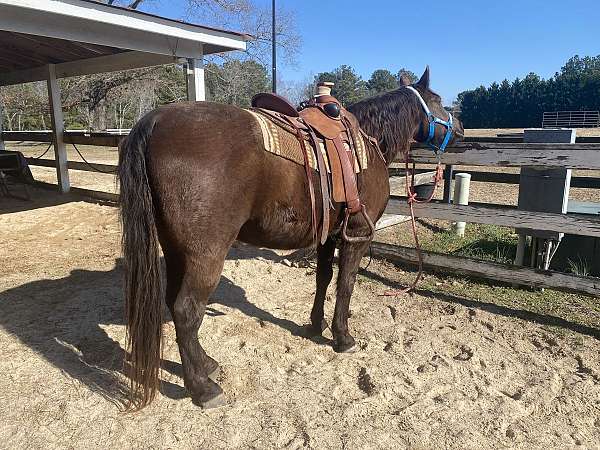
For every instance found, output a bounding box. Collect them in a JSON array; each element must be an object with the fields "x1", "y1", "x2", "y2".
[{"x1": 118, "y1": 112, "x2": 162, "y2": 410}]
